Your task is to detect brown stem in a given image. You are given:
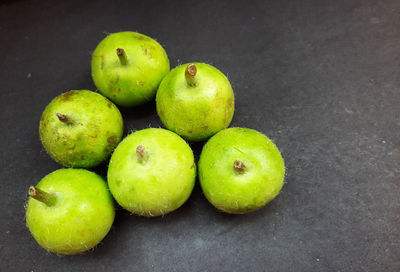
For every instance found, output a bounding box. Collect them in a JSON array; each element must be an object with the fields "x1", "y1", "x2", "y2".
[
  {"x1": 136, "y1": 145, "x2": 149, "y2": 163},
  {"x1": 56, "y1": 113, "x2": 71, "y2": 123},
  {"x1": 233, "y1": 159, "x2": 246, "y2": 174},
  {"x1": 28, "y1": 186, "x2": 57, "y2": 206},
  {"x1": 185, "y1": 64, "x2": 198, "y2": 87},
  {"x1": 116, "y1": 48, "x2": 127, "y2": 65}
]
